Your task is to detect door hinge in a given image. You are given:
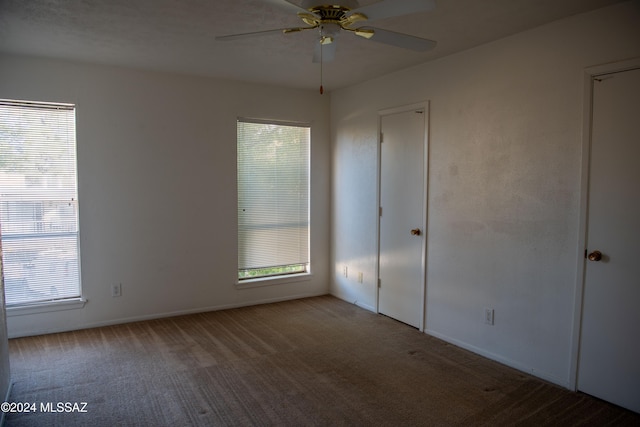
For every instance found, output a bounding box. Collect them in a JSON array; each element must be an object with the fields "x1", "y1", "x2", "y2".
[
  {"x1": 378, "y1": 278, "x2": 381, "y2": 288},
  {"x1": 380, "y1": 132, "x2": 384, "y2": 143},
  {"x1": 415, "y1": 109, "x2": 424, "y2": 114},
  {"x1": 379, "y1": 206, "x2": 383, "y2": 217}
]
